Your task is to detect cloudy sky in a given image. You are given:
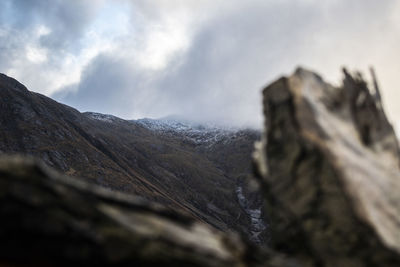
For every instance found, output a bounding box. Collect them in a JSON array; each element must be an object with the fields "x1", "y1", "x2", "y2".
[{"x1": 1, "y1": 0, "x2": 399, "y2": 129}]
